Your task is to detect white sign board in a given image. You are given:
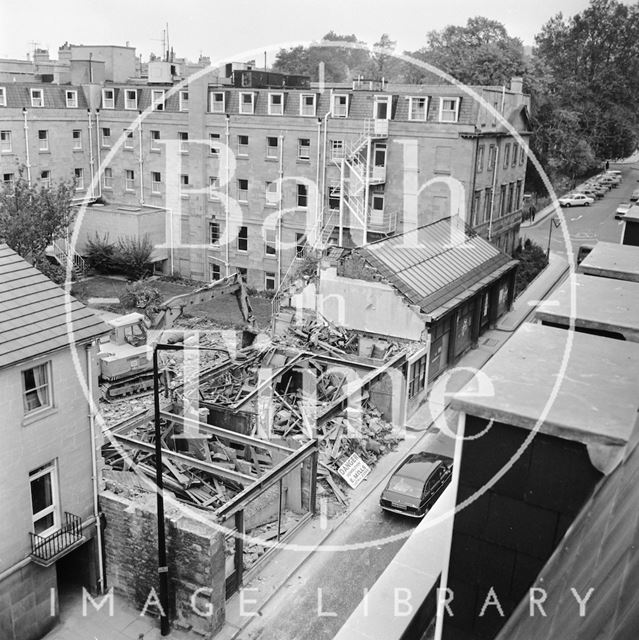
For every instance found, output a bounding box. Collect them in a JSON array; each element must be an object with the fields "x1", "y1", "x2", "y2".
[{"x1": 338, "y1": 453, "x2": 371, "y2": 489}]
